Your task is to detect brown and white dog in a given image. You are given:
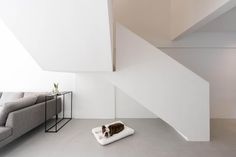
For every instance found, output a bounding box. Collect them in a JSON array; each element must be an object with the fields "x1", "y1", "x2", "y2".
[{"x1": 102, "y1": 123, "x2": 124, "y2": 138}]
